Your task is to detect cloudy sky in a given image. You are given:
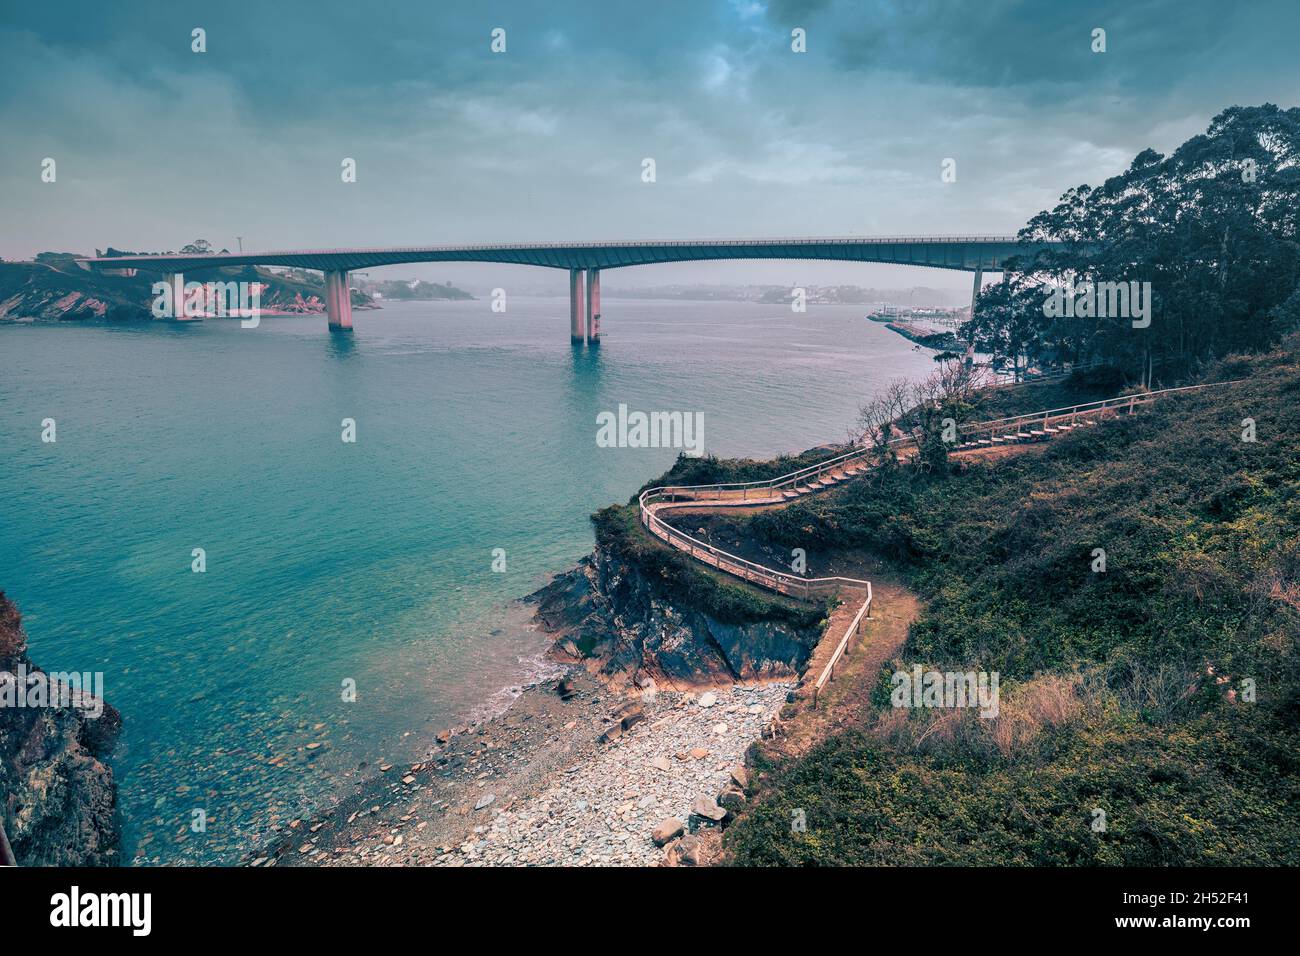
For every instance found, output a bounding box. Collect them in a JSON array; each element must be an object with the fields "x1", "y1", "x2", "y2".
[{"x1": 3, "y1": 0, "x2": 1298, "y2": 291}]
